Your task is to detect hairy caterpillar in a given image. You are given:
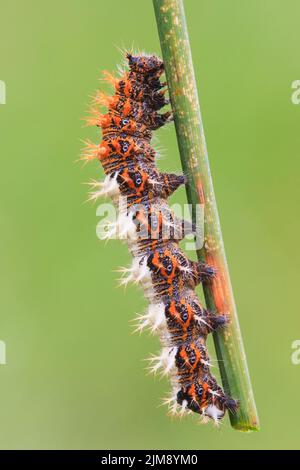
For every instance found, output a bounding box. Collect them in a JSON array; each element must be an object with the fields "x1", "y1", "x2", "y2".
[{"x1": 83, "y1": 53, "x2": 238, "y2": 423}]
